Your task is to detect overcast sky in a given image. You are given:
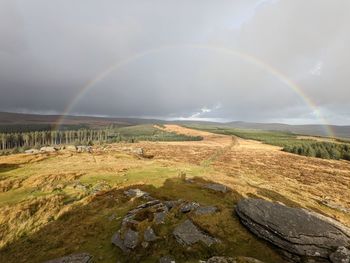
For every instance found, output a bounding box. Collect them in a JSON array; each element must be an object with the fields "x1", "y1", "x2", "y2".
[{"x1": 1, "y1": 0, "x2": 349, "y2": 124}]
